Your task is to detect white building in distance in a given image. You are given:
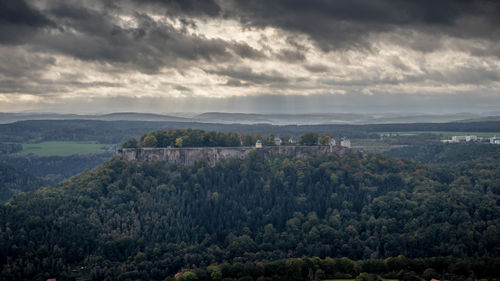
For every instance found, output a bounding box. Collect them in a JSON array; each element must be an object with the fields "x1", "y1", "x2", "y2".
[
  {"x1": 340, "y1": 139, "x2": 351, "y2": 148},
  {"x1": 255, "y1": 140, "x2": 262, "y2": 148},
  {"x1": 490, "y1": 136, "x2": 500, "y2": 144},
  {"x1": 446, "y1": 135, "x2": 479, "y2": 143}
]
